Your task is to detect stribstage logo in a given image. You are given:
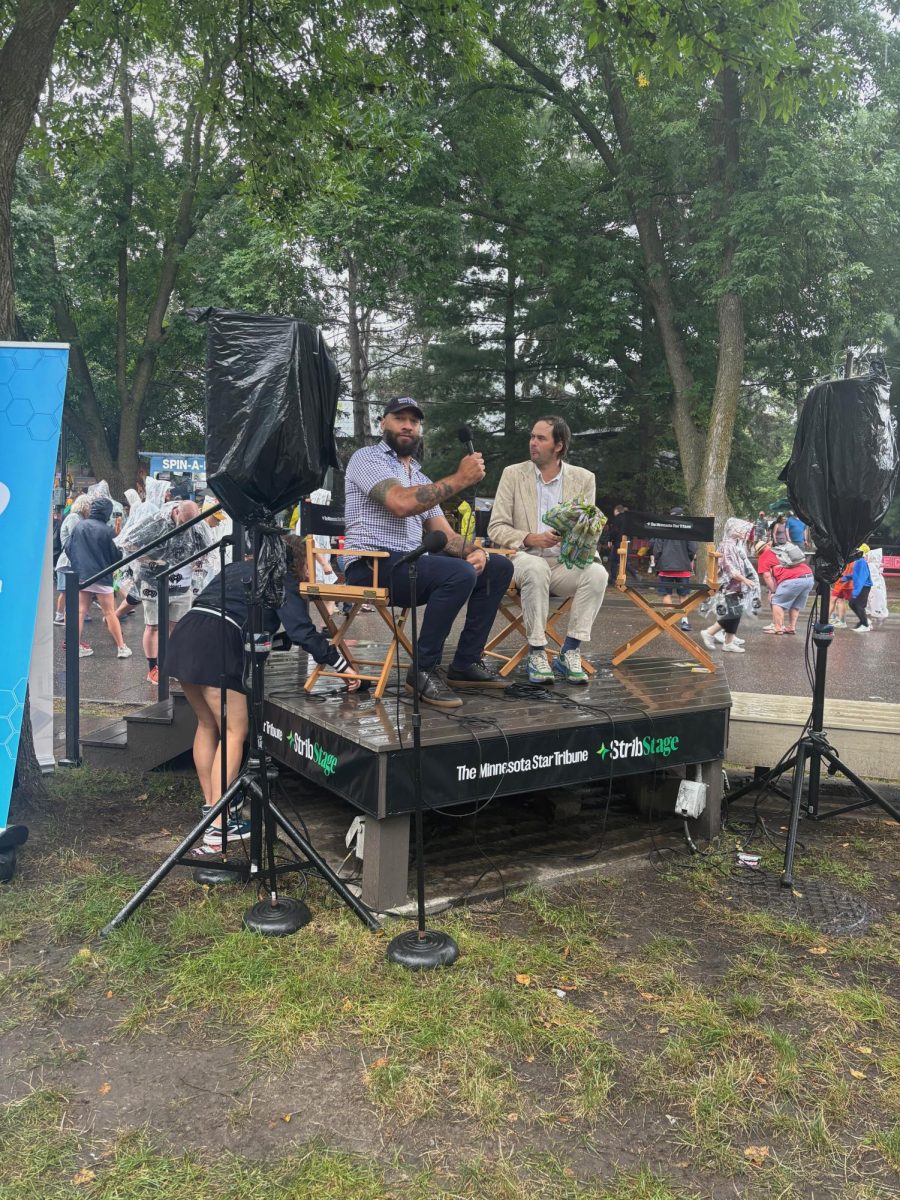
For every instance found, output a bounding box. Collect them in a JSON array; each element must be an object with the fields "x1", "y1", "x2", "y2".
[
  {"x1": 286, "y1": 729, "x2": 338, "y2": 777},
  {"x1": 597, "y1": 735, "x2": 680, "y2": 762}
]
